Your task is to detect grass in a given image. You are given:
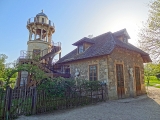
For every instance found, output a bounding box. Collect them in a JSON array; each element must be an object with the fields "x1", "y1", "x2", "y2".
[{"x1": 145, "y1": 76, "x2": 160, "y2": 88}]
